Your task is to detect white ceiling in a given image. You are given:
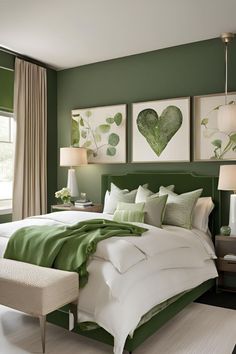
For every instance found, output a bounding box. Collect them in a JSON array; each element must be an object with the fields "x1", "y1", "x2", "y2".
[{"x1": 0, "y1": 0, "x2": 236, "y2": 71}]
